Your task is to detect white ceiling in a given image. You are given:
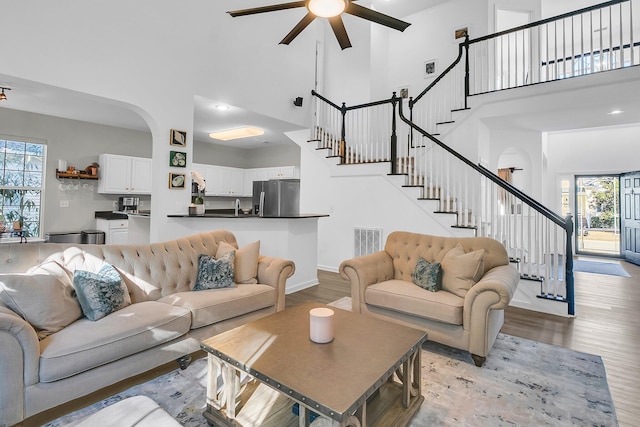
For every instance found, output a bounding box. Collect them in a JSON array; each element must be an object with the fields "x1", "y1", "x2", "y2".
[
  {"x1": 3, "y1": 0, "x2": 638, "y2": 147},
  {"x1": 0, "y1": 74, "x2": 150, "y2": 132},
  {"x1": 193, "y1": 96, "x2": 306, "y2": 148},
  {"x1": 0, "y1": 1, "x2": 448, "y2": 149}
]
